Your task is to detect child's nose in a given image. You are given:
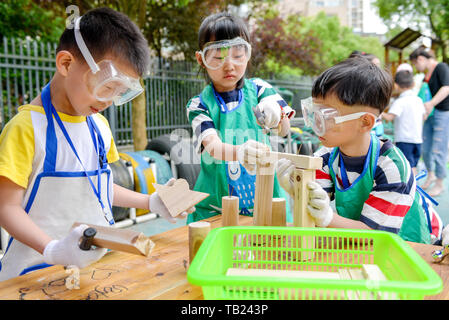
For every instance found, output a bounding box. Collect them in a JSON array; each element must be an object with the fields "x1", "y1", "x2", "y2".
[{"x1": 223, "y1": 58, "x2": 235, "y2": 70}]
